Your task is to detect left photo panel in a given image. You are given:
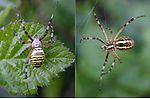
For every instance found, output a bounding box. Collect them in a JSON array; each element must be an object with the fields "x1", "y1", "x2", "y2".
[{"x1": 0, "y1": 0, "x2": 75, "y2": 97}]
